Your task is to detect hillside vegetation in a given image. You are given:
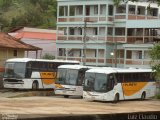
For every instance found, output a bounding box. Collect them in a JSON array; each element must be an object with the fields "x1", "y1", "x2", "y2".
[{"x1": 0, "y1": 0, "x2": 57, "y2": 32}]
